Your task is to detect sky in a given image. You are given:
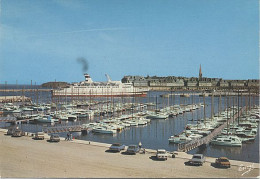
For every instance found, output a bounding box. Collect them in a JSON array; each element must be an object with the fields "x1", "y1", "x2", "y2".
[{"x1": 0, "y1": 0, "x2": 259, "y2": 84}]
